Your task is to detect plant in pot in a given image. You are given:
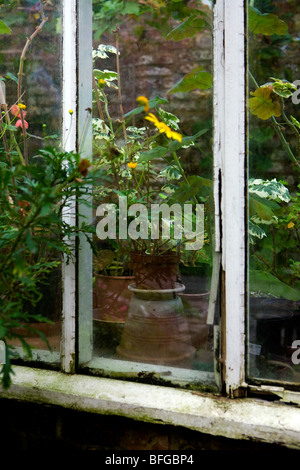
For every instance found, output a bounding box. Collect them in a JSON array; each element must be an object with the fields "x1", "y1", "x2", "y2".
[
  {"x1": 92, "y1": 42, "x2": 209, "y2": 314},
  {"x1": 92, "y1": 40, "x2": 211, "y2": 363}
]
